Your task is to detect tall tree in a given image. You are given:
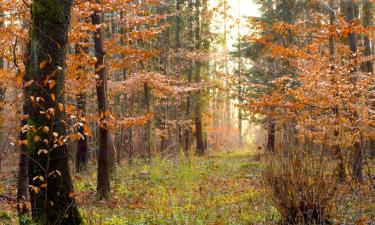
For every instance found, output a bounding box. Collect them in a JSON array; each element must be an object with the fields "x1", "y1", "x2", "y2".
[
  {"x1": 26, "y1": 0, "x2": 81, "y2": 223},
  {"x1": 362, "y1": 0, "x2": 374, "y2": 157},
  {"x1": 345, "y1": 0, "x2": 363, "y2": 182},
  {"x1": 194, "y1": 0, "x2": 206, "y2": 156},
  {"x1": 75, "y1": 38, "x2": 89, "y2": 173},
  {"x1": 92, "y1": 6, "x2": 111, "y2": 198}
]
